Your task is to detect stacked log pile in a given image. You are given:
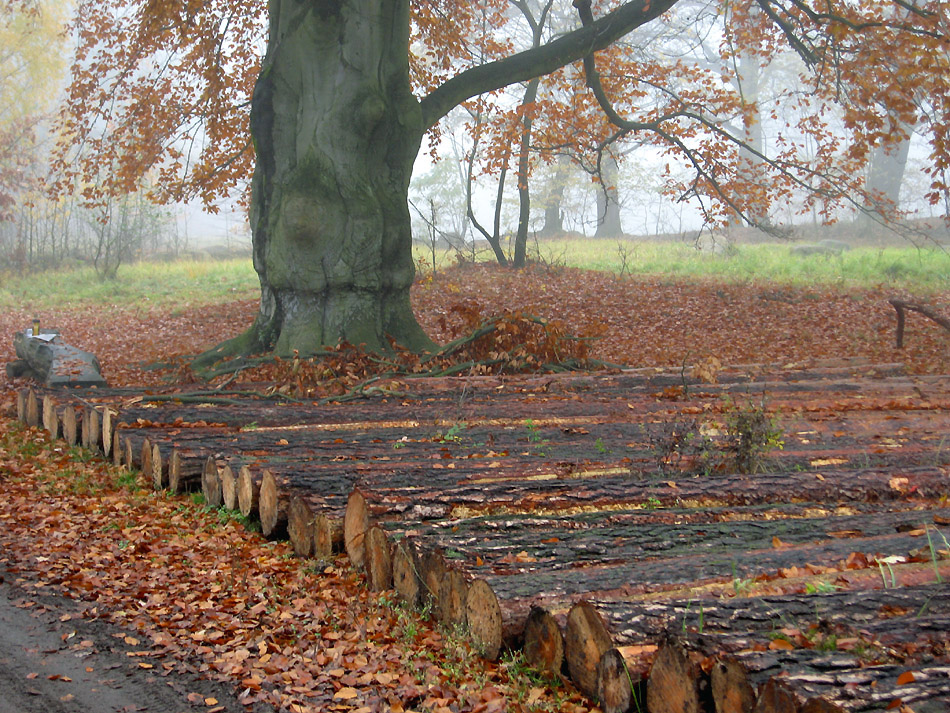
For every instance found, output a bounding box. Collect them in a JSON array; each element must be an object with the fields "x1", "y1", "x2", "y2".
[{"x1": 12, "y1": 357, "x2": 950, "y2": 711}]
